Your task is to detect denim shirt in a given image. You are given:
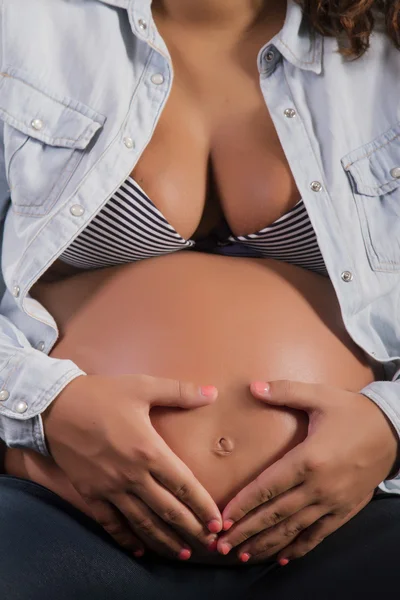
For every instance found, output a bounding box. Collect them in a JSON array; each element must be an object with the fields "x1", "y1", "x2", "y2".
[{"x1": 0, "y1": 0, "x2": 400, "y2": 492}]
